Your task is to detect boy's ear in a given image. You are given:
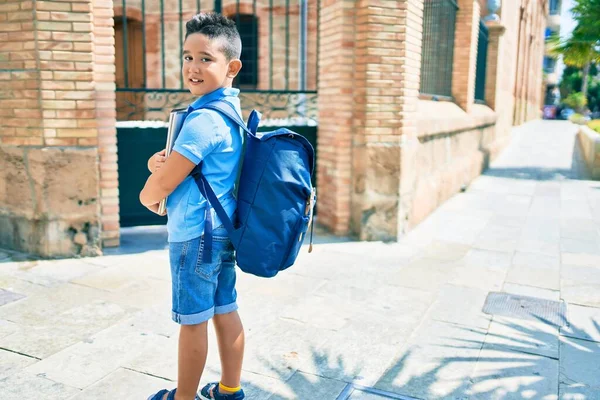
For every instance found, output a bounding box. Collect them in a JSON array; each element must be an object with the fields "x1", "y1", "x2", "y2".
[{"x1": 227, "y1": 59, "x2": 242, "y2": 78}]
